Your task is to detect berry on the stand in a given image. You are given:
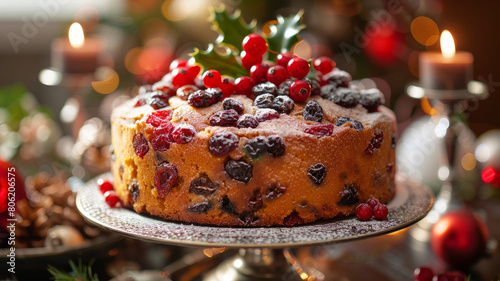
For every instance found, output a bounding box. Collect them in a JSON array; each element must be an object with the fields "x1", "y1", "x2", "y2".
[
  {"x1": 235, "y1": 76, "x2": 255, "y2": 97},
  {"x1": 373, "y1": 203, "x2": 388, "y2": 220},
  {"x1": 223, "y1": 98, "x2": 244, "y2": 113},
  {"x1": 202, "y1": 69, "x2": 222, "y2": 88},
  {"x1": 98, "y1": 179, "x2": 114, "y2": 194},
  {"x1": 355, "y1": 203, "x2": 372, "y2": 221},
  {"x1": 287, "y1": 57, "x2": 310, "y2": 79},
  {"x1": 289, "y1": 79, "x2": 311, "y2": 102},
  {"x1": 250, "y1": 63, "x2": 271, "y2": 84},
  {"x1": 169, "y1": 58, "x2": 187, "y2": 71},
  {"x1": 366, "y1": 197, "x2": 380, "y2": 208},
  {"x1": 276, "y1": 52, "x2": 295, "y2": 68},
  {"x1": 242, "y1": 33, "x2": 268, "y2": 57},
  {"x1": 219, "y1": 77, "x2": 236, "y2": 98},
  {"x1": 104, "y1": 191, "x2": 121, "y2": 208},
  {"x1": 171, "y1": 124, "x2": 196, "y2": 144},
  {"x1": 171, "y1": 67, "x2": 194, "y2": 88},
  {"x1": 241, "y1": 50, "x2": 262, "y2": 70},
  {"x1": 267, "y1": 65, "x2": 290, "y2": 87},
  {"x1": 413, "y1": 266, "x2": 434, "y2": 281},
  {"x1": 313, "y1": 56, "x2": 336, "y2": 74}
]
